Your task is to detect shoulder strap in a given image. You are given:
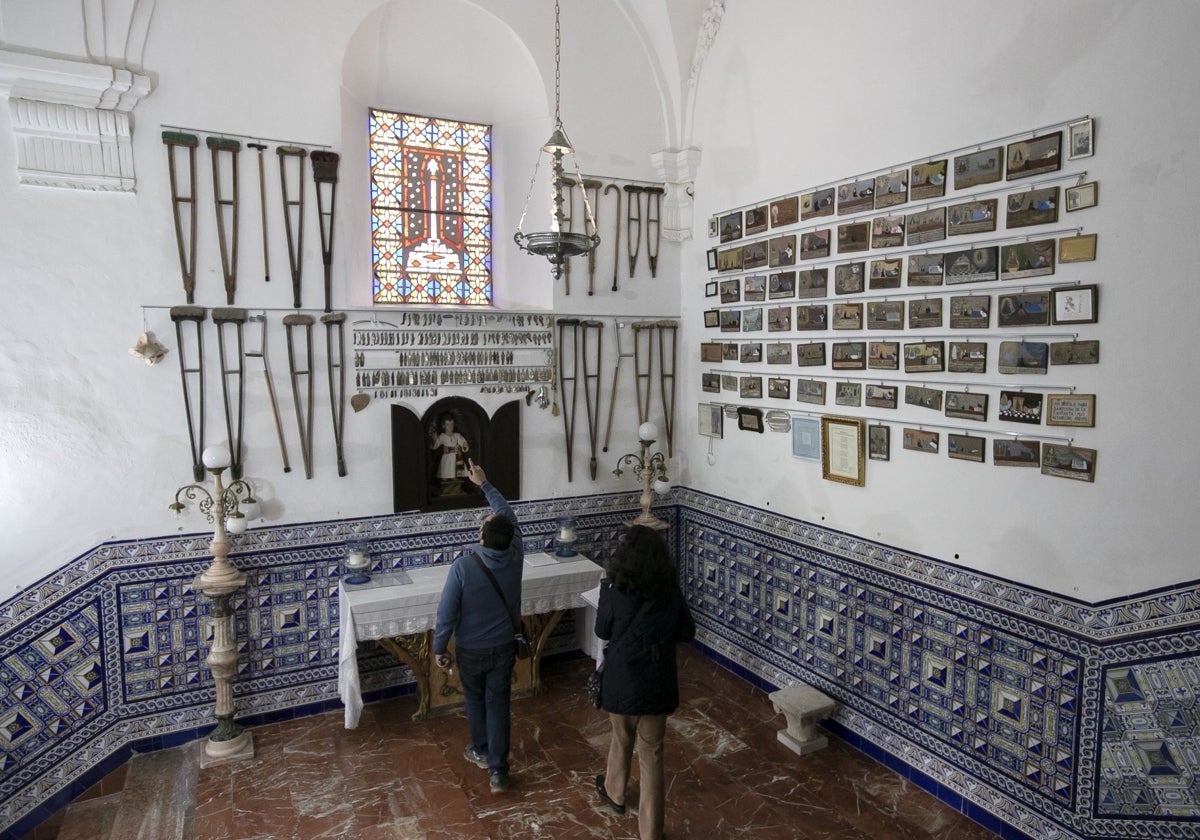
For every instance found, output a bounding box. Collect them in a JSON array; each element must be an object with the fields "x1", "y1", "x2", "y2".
[{"x1": 470, "y1": 551, "x2": 522, "y2": 635}]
